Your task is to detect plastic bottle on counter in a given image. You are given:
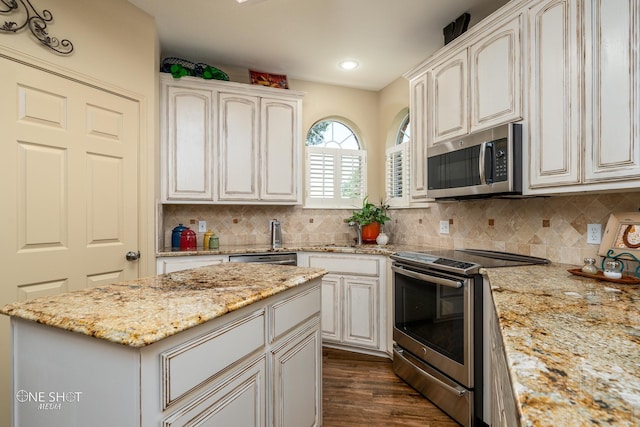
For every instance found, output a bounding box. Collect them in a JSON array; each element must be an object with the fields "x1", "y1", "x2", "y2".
[
  {"x1": 180, "y1": 228, "x2": 197, "y2": 250},
  {"x1": 171, "y1": 223, "x2": 187, "y2": 250}
]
